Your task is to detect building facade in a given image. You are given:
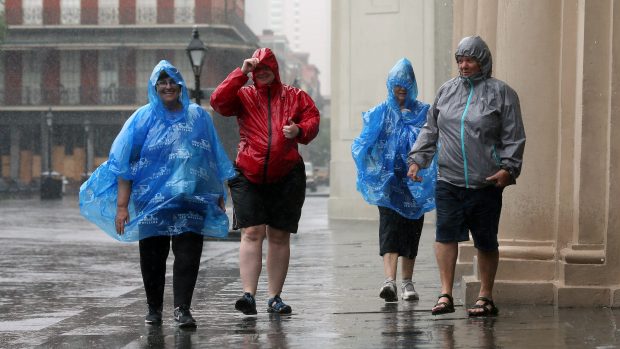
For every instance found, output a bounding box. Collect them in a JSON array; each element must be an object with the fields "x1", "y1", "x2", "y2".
[
  {"x1": 331, "y1": 0, "x2": 620, "y2": 307},
  {"x1": 0, "y1": 0, "x2": 257, "y2": 193}
]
